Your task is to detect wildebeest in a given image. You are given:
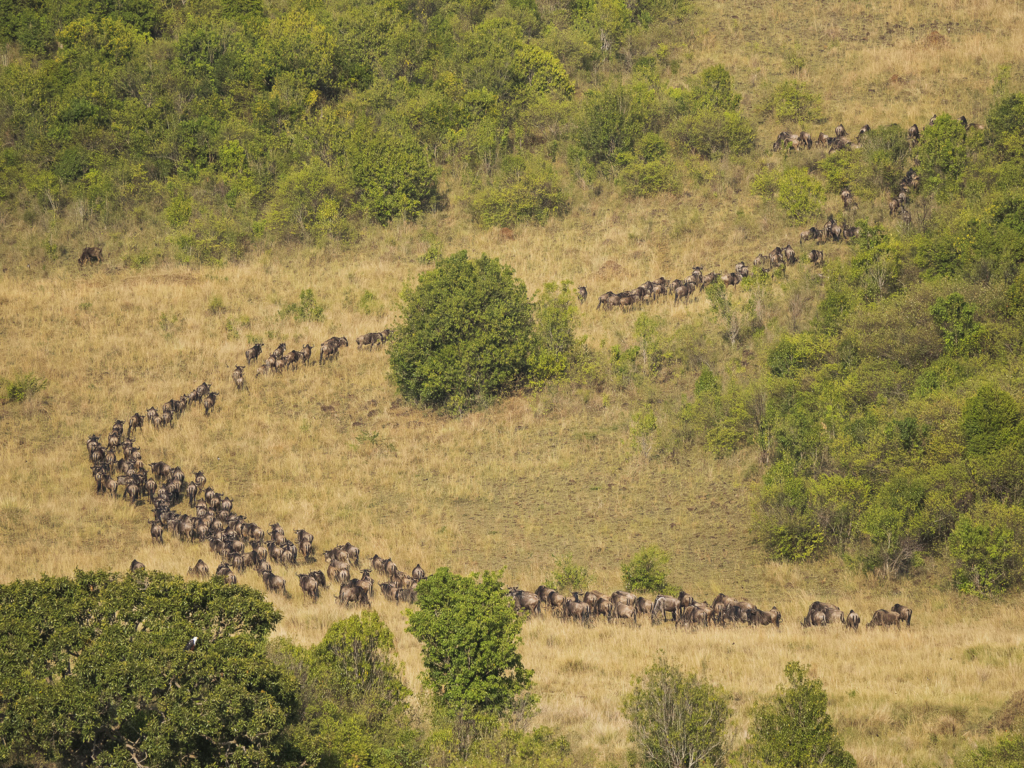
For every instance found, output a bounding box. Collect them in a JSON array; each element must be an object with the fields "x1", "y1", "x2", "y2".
[
  {"x1": 510, "y1": 588, "x2": 542, "y2": 616},
  {"x1": 867, "y1": 609, "x2": 901, "y2": 628},
  {"x1": 338, "y1": 582, "x2": 371, "y2": 606},
  {"x1": 78, "y1": 246, "x2": 103, "y2": 266},
  {"x1": 577, "y1": 286, "x2": 588, "y2": 303},
  {"x1": 130, "y1": 559, "x2": 145, "y2": 572},
  {"x1": 608, "y1": 603, "x2": 639, "y2": 624},
  {"x1": 188, "y1": 559, "x2": 210, "y2": 579},
  {"x1": 263, "y1": 570, "x2": 288, "y2": 596},
  {"x1": 319, "y1": 336, "x2": 348, "y2": 364},
  {"x1": 749, "y1": 607, "x2": 782, "y2": 627},
  {"x1": 245, "y1": 343, "x2": 263, "y2": 364},
  {"x1": 846, "y1": 609, "x2": 860, "y2": 630},
  {"x1": 810, "y1": 250, "x2": 825, "y2": 265},
  {"x1": 892, "y1": 603, "x2": 913, "y2": 626},
  {"x1": 202, "y1": 392, "x2": 219, "y2": 416},
  {"x1": 562, "y1": 599, "x2": 591, "y2": 624},
  {"x1": 231, "y1": 366, "x2": 246, "y2": 391},
  {"x1": 298, "y1": 571, "x2": 326, "y2": 601},
  {"x1": 412, "y1": 564, "x2": 426, "y2": 580}
]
